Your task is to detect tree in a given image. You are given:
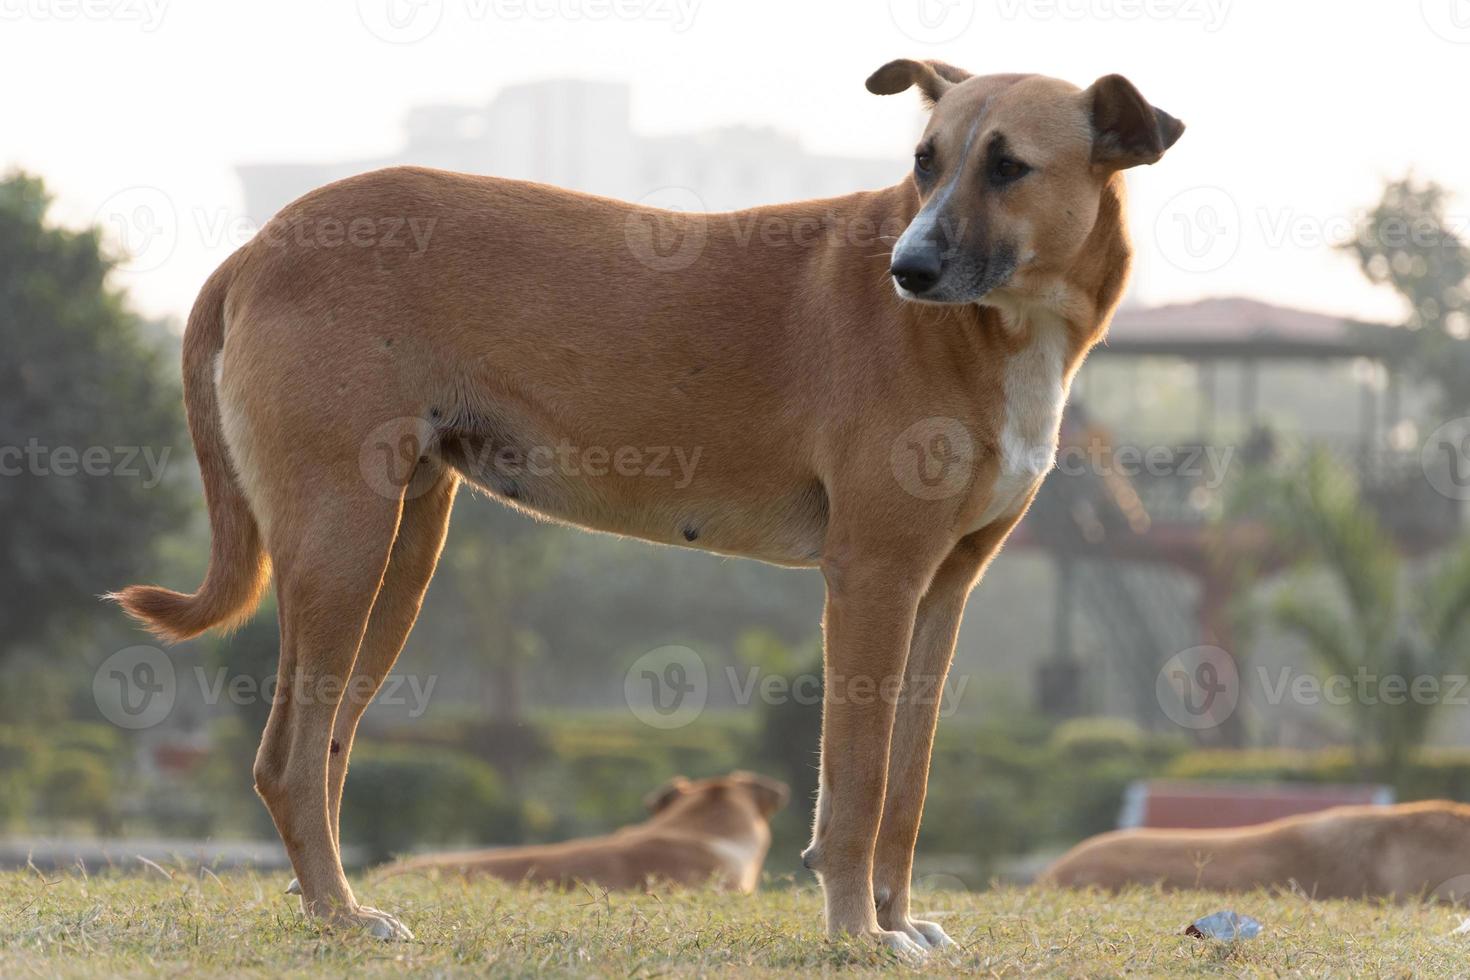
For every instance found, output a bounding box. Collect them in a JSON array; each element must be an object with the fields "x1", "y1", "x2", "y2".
[
  {"x1": 440, "y1": 495, "x2": 564, "y2": 722},
  {"x1": 1231, "y1": 451, "x2": 1470, "y2": 777},
  {"x1": 1341, "y1": 176, "x2": 1470, "y2": 414},
  {"x1": 0, "y1": 171, "x2": 190, "y2": 659}
]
